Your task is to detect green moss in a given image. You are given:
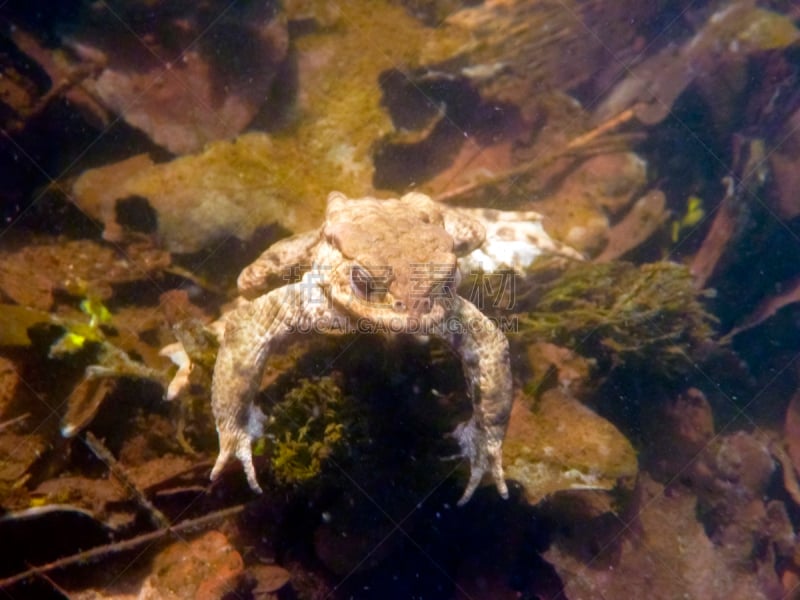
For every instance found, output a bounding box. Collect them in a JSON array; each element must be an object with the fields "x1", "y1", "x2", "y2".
[
  {"x1": 265, "y1": 376, "x2": 354, "y2": 485},
  {"x1": 513, "y1": 261, "x2": 716, "y2": 377}
]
